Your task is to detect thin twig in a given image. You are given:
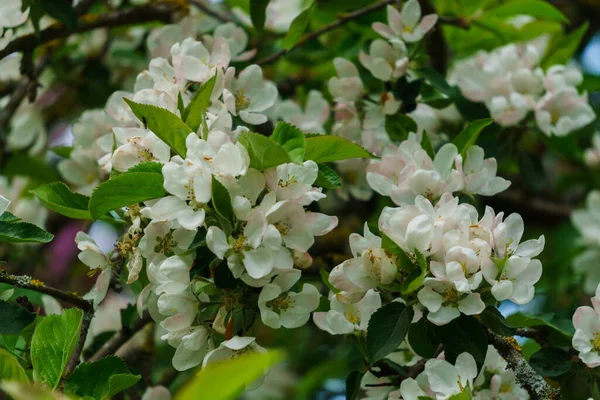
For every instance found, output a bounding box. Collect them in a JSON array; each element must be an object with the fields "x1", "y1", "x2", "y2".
[
  {"x1": 87, "y1": 313, "x2": 153, "y2": 363},
  {"x1": 64, "y1": 311, "x2": 94, "y2": 376},
  {"x1": 257, "y1": 0, "x2": 396, "y2": 65},
  {"x1": 189, "y1": 0, "x2": 232, "y2": 23},
  {"x1": 488, "y1": 331, "x2": 561, "y2": 399},
  {"x1": 0, "y1": 270, "x2": 93, "y2": 313}
]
